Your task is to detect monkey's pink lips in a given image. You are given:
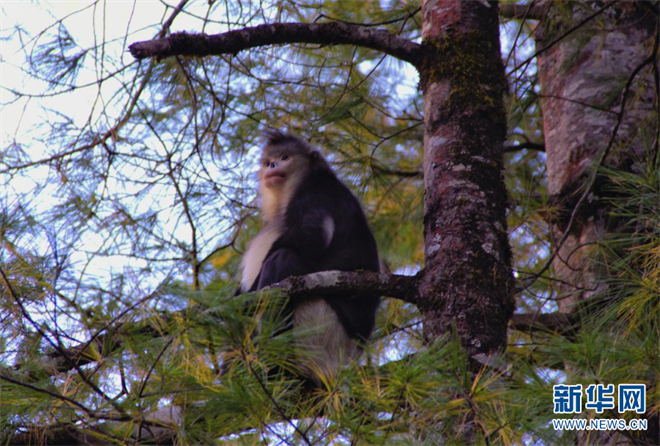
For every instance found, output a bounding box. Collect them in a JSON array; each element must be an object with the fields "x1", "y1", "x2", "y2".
[{"x1": 264, "y1": 171, "x2": 286, "y2": 186}]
